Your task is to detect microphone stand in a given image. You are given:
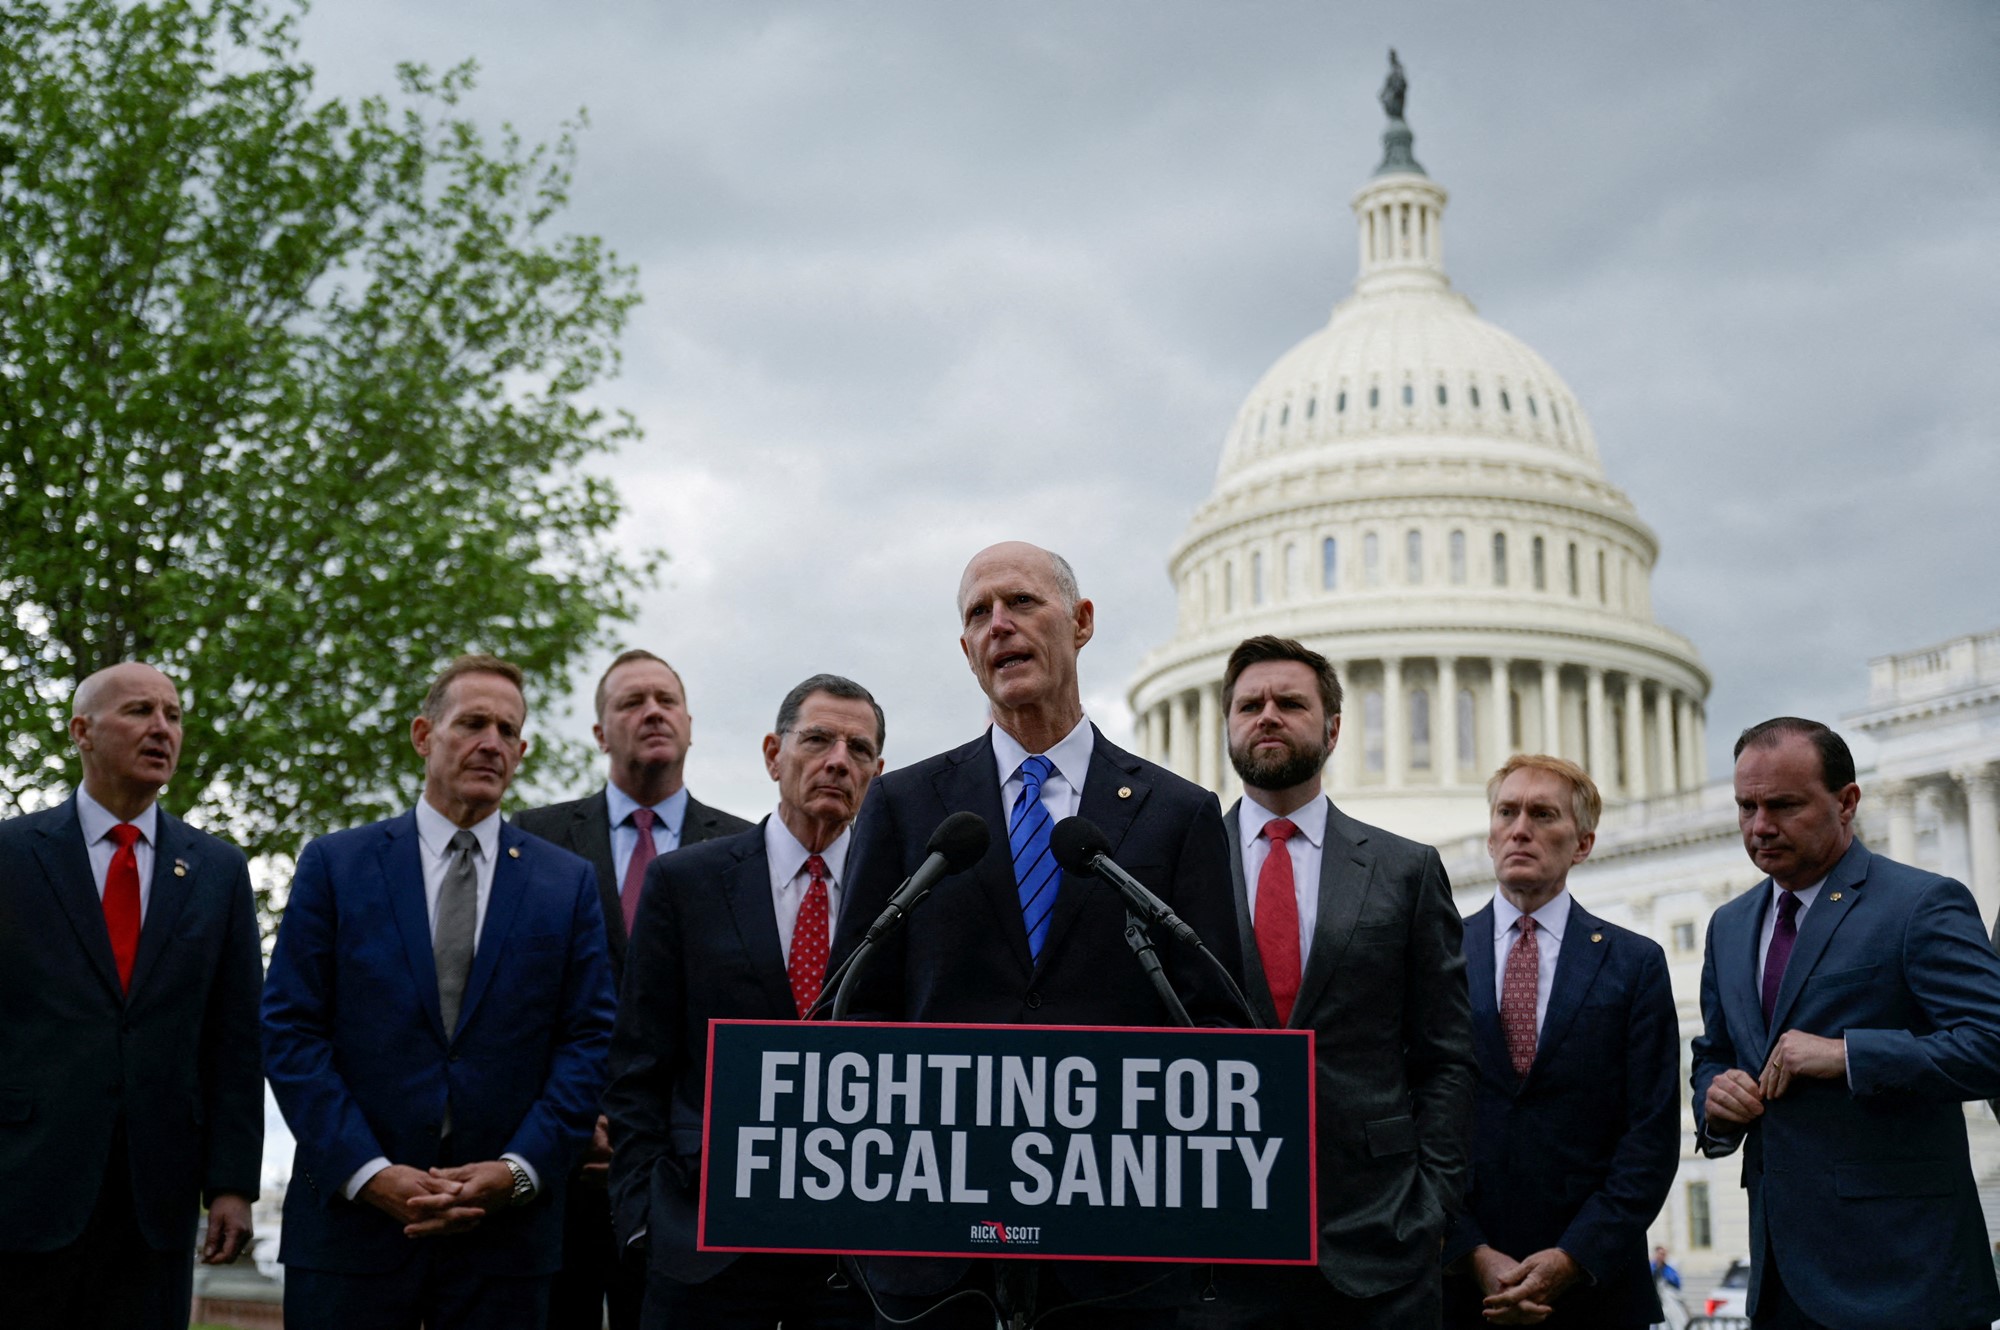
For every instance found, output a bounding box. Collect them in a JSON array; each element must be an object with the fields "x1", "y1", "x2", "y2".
[{"x1": 1121, "y1": 908, "x2": 1192, "y2": 1028}]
